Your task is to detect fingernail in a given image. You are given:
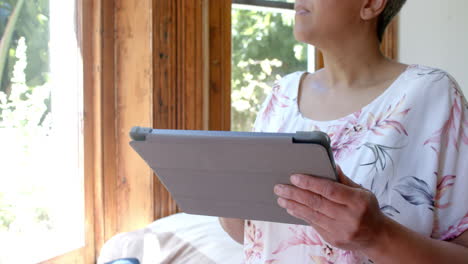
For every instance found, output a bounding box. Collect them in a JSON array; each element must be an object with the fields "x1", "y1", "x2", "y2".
[
  {"x1": 291, "y1": 175, "x2": 300, "y2": 185},
  {"x1": 274, "y1": 185, "x2": 283, "y2": 194},
  {"x1": 277, "y1": 198, "x2": 286, "y2": 207}
]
